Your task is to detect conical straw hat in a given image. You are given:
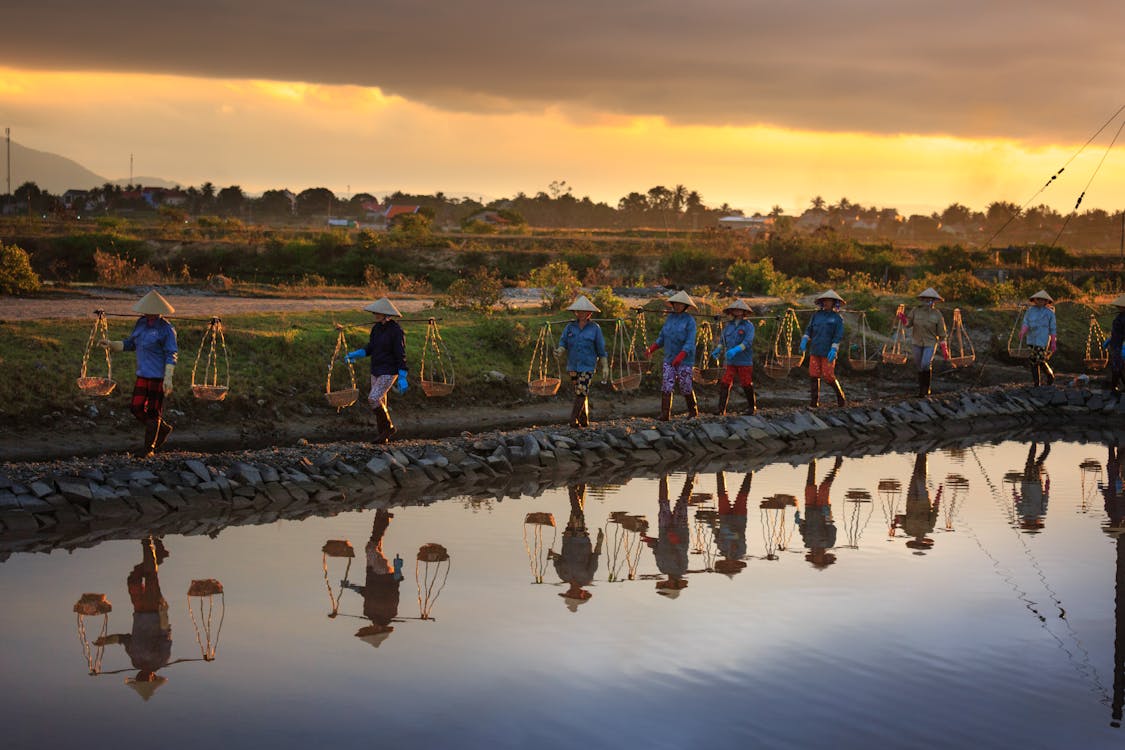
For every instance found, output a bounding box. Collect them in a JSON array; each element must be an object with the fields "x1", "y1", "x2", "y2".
[
  {"x1": 1111, "y1": 293, "x2": 1125, "y2": 308},
  {"x1": 566, "y1": 295, "x2": 600, "y2": 313},
  {"x1": 363, "y1": 297, "x2": 402, "y2": 317},
  {"x1": 1028, "y1": 290, "x2": 1054, "y2": 302},
  {"x1": 723, "y1": 299, "x2": 753, "y2": 314},
  {"x1": 125, "y1": 675, "x2": 168, "y2": 701},
  {"x1": 132, "y1": 290, "x2": 175, "y2": 315},
  {"x1": 666, "y1": 290, "x2": 697, "y2": 308},
  {"x1": 917, "y1": 287, "x2": 944, "y2": 301},
  {"x1": 815, "y1": 289, "x2": 845, "y2": 303}
]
